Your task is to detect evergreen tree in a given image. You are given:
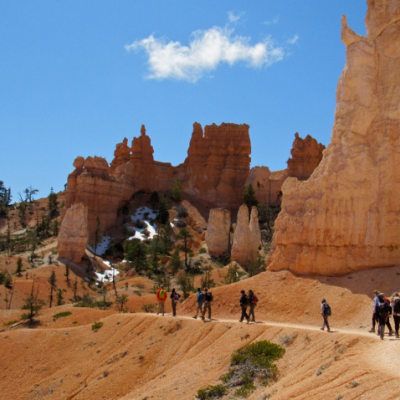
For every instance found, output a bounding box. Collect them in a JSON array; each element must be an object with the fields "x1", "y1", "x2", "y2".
[
  {"x1": 243, "y1": 184, "x2": 258, "y2": 212},
  {"x1": 169, "y1": 248, "x2": 182, "y2": 274},
  {"x1": 149, "y1": 191, "x2": 160, "y2": 209},
  {"x1": 176, "y1": 228, "x2": 193, "y2": 269},
  {"x1": 0, "y1": 181, "x2": 11, "y2": 217},
  {"x1": 56, "y1": 289, "x2": 66, "y2": 306},
  {"x1": 48, "y1": 270, "x2": 57, "y2": 308},
  {"x1": 172, "y1": 177, "x2": 182, "y2": 202},
  {"x1": 124, "y1": 241, "x2": 148, "y2": 274},
  {"x1": 175, "y1": 271, "x2": 194, "y2": 299},
  {"x1": 48, "y1": 187, "x2": 59, "y2": 219},
  {"x1": 21, "y1": 283, "x2": 45, "y2": 325},
  {"x1": 157, "y1": 194, "x2": 169, "y2": 225},
  {"x1": 15, "y1": 257, "x2": 23, "y2": 277}
]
